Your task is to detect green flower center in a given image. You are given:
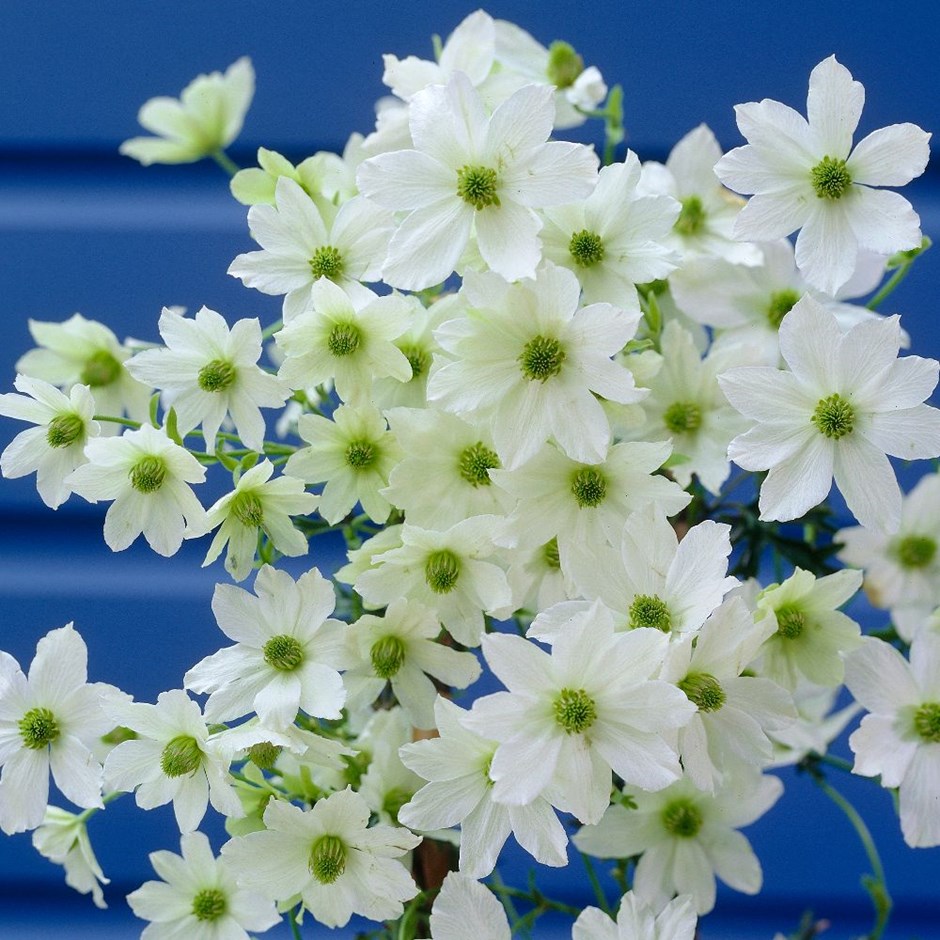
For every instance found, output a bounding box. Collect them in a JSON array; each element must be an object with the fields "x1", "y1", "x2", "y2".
[
  {"x1": 674, "y1": 196, "x2": 706, "y2": 237},
  {"x1": 456, "y1": 165, "x2": 500, "y2": 210},
  {"x1": 775, "y1": 606, "x2": 805, "y2": 640},
  {"x1": 518, "y1": 335, "x2": 567, "y2": 382},
  {"x1": 399, "y1": 343, "x2": 431, "y2": 380},
  {"x1": 382, "y1": 787, "x2": 412, "y2": 824},
  {"x1": 309, "y1": 245, "x2": 345, "y2": 280},
  {"x1": 811, "y1": 156, "x2": 853, "y2": 200},
  {"x1": 191, "y1": 888, "x2": 227, "y2": 922},
  {"x1": 18, "y1": 707, "x2": 60, "y2": 749},
  {"x1": 370, "y1": 635, "x2": 406, "y2": 679},
  {"x1": 425, "y1": 549, "x2": 460, "y2": 594},
  {"x1": 80, "y1": 349, "x2": 122, "y2": 387},
  {"x1": 894, "y1": 535, "x2": 937, "y2": 570},
  {"x1": 197, "y1": 358, "x2": 237, "y2": 393},
  {"x1": 629, "y1": 594, "x2": 672, "y2": 632},
  {"x1": 570, "y1": 467, "x2": 608, "y2": 508},
  {"x1": 129, "y1": 455, "x2": 167, "y2": 493},
  {"x1": 327, "y1": 322, "x2": 363, "y2": 357},
  {"x1": 160, "y1": 735, "x2": 203, "y2": 778},
  {"x1": 913, "y1": 702, "x2": 940, "y2": 743},
  {"x1": 568, "y1": 229, "x2": 606, "y2": 268},
  {"x1": 766, "y1": 289, "x2": 801, "y2": 329},
  {"x1": 678, "y1": 673, "x2": 726, "y2": 712},
  {"x1": 663, "y1": 401, "x2": 702, "y2": 434},
  {"x1": 542, "y1": 537, "x2": 561, "y2": 570},
  {"x1": 230, "y1": 490, "x2": 264, "y2": 527},
  {"x1": 553, "y1": 688, "x2": 597, "y2": 734},
  {"x1": 262, "y1": 634, "x2": 305, "y2": 671},
  {"x1": 345, "y1": 439, "x2": 377, "y2": 470},
  {"x1": 458, "y1": 442, "x2": 500, "y2": 487},
  {"x1": 661, "y1": 799, "x2": 703, "y2": 838},
  {"x1": 811, "y1": 393, "x2": 854, "y2": 439},
  {"x1": 546, "y1": 40, "x2": 584, "y2": 88},
  {"x1": 248, "y1": 741, "x2": 282, "y2": 771},
  {"x1": 46, "y1": 412, "x2": 85, "y2": 448},
  {"x1": 309, "y1": 835, "x2": 347, "y2": 884}
]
